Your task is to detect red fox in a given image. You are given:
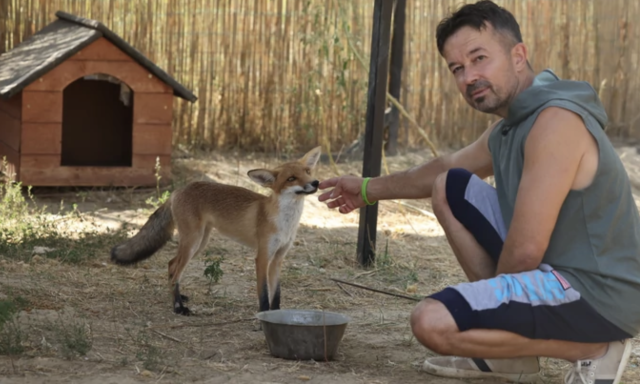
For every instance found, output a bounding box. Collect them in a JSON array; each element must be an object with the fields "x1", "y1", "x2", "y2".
[{"x1": 110, "y1": 146, "x2": 322, "y2": 315}]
